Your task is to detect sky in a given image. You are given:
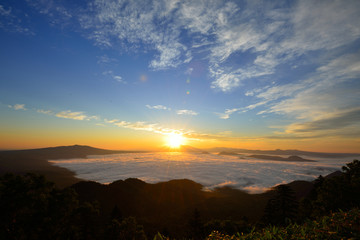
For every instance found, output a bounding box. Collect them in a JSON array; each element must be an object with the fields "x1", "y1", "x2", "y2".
[{"x1": 0, "y1": 0, "x2": 360, "y2": 152}]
